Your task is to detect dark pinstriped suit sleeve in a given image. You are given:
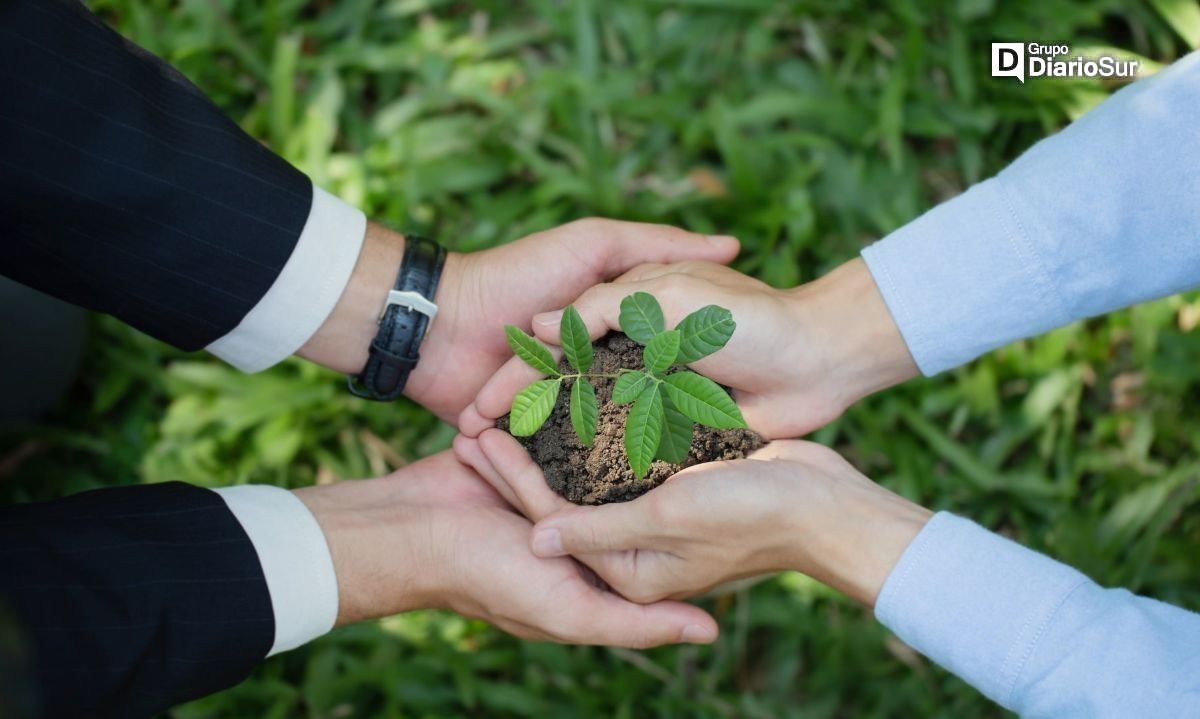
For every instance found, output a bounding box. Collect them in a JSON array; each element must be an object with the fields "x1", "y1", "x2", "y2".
[
  {"x1": 0, "y1": 0, "x2": 313, "y2": 350},
  {"x1": 0, "y1": 483, "x2": 275, "y2": 719},
  {"x1": 0, "y1": 2, "x2": 312, "y2": 714}
]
